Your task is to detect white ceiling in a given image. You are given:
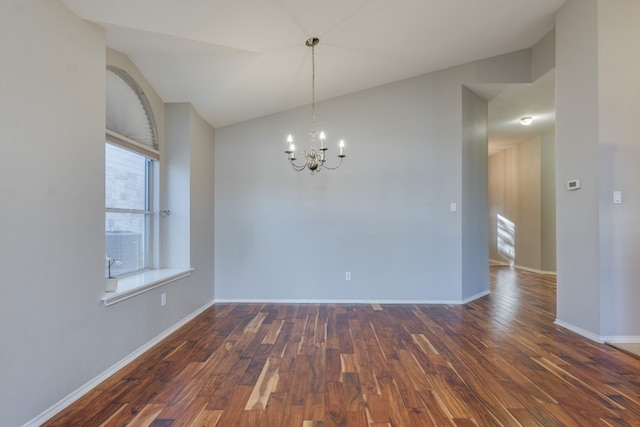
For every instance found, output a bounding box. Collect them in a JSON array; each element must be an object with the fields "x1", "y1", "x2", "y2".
[
  {"x1": 60, "y1": 0, "x2": 563, "y2": 135},
  {"x1": 470, "y1": 70, "x2": 556, "y2": 156}
]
